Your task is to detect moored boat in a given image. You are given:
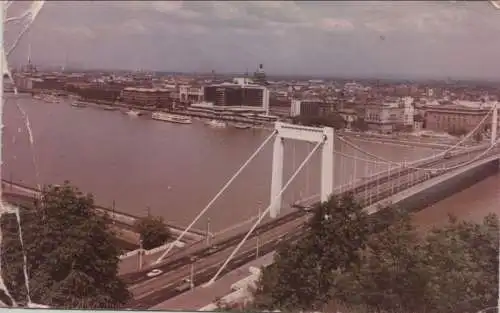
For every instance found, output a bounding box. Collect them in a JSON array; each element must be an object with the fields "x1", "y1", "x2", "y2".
[
  {"x1": 152, "y1": 112, "x2": 192, "y2": 124},
  {"x1": 126, "y1": 109, "x2": 142, "y2": 117},
  {"x1": 71, "y1": 101, "x2": 87, "y2": 108},
  {"x1": 206, "y1": 119, "x2": 227, "y2": 128},
  {"x1": 232, "y1": 123, "x2": 251, "y2": 129}
]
